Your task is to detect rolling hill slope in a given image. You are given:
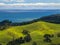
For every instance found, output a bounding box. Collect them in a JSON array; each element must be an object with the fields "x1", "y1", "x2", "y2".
[{"x1": 0, "y1": 21, "x2": 60, "y2": 45}]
